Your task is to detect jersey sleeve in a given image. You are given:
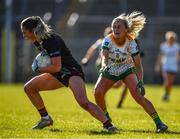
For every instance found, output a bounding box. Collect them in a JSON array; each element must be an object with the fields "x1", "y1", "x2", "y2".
[
  {"x1": 91, "y1": 39, "x2": 102, "y2": 49},
  {"x1": 129, "y1": 40, "x2": 139, "y2": 56},
  {"x1": 43, "y1": 38, "x2": 62, "y2": 57},
  {"x1": 101, "y1": 37, "x2": 111, "y2": 50}
]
